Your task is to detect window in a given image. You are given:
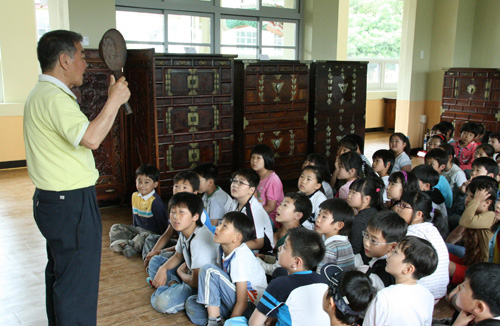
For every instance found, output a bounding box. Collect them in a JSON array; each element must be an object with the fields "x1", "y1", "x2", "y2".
[
  {"x1": 115, "y1": 0, "x2": 301, "y2": 59},
  {"x1": 347, "y1": 0, "x2": 403, "y2": 90},
  {"x1": 35, "y1": 0, "x2": 50, "y2": 40}
]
